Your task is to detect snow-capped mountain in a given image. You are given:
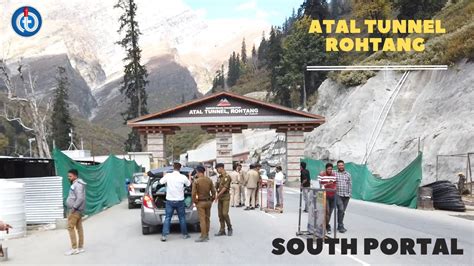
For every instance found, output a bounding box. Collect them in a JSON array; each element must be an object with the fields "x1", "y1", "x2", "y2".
[{"x1": 0, "y1": 0, "x2": 268, "y2": 93}]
